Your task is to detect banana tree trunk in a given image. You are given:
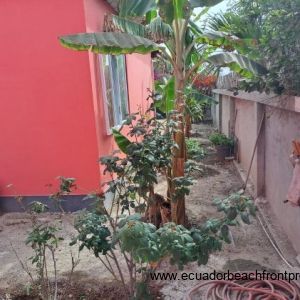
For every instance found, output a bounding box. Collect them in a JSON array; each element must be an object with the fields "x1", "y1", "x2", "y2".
[
  {"x1": 171, "y1": 76, "x2": 186, "y2": 225},
  {"x1": 185, "y1": 114, "x2": 192, "y2": 138}
]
